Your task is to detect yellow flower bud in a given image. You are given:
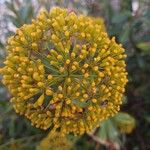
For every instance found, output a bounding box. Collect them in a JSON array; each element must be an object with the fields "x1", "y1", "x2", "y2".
[
  {"x1": 35, "y1": 94, "x2": 45, "y2": 106},
  {"x1": 32, "y1": 43, "x2": 38, "y2": 50},
  {"x1": 46, "y1": 89, "x2": 53, "y2": 96},
  {"x1": 47, "y1": 75, "x2": 53, "y2": 80},
  {"x1": 58, "y1": 94, "x2": 63, "y2": 99},
  {"x1": 66, "y1": 59, "x2": 70, "y2": 64},
  {"x1": 92, "y1": 98, "x2": 97, "y2": 103}
]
